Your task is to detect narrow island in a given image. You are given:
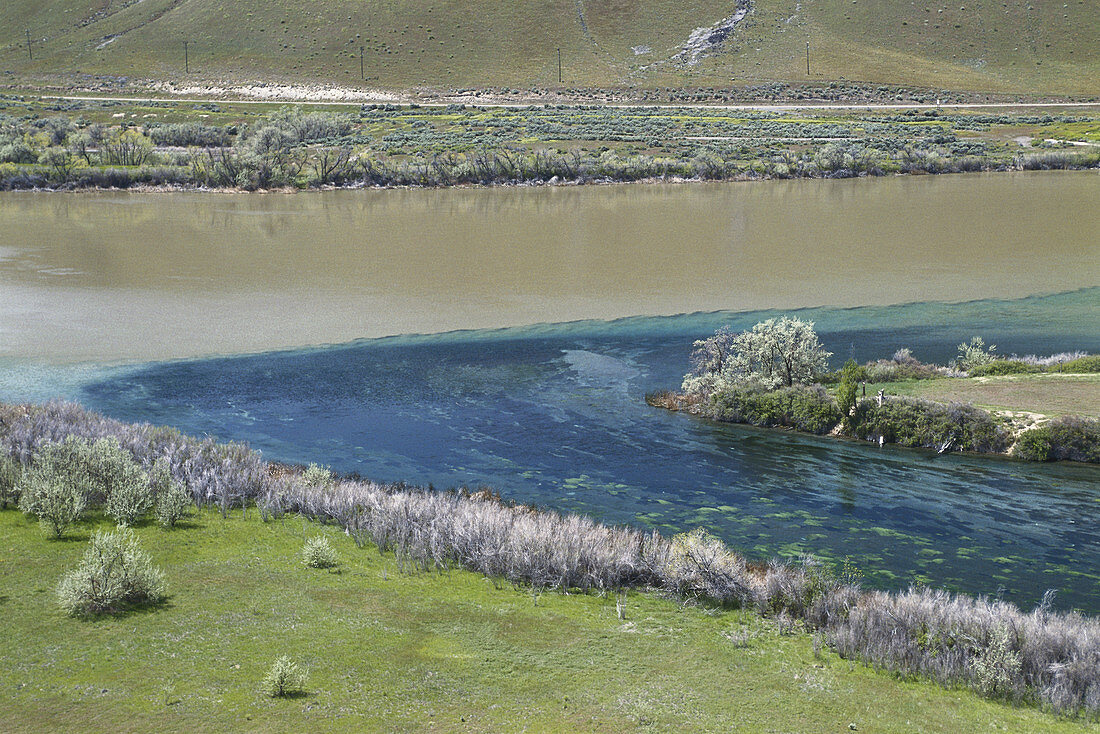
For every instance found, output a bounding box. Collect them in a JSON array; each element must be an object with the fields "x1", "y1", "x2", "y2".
[{"x1": 647, "y1": 317, "x2": 1100, "y2": 464}]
